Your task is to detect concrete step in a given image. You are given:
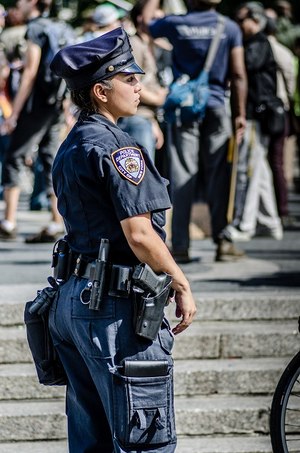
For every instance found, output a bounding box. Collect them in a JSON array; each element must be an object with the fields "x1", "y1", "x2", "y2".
[
  {"x1": 169, "y1": 291, "x2": 300, "y2": 322},
  {"x1": 0, "y1": 364, "x2": 65, "y2": 400},
  {"x1": 0, "y1": 395, "x2": 273, "y2": 441},
  {"x1": 173, "y1": 320, "x2": 299, "y2": 360},
  {"x1": 0, "y1": 358, "x2": 288, "y2": 401},
  {"x1": 175, "y1": 395, "x2": 271, "y2": 436},
  {"x1": 0, "y1": 284, "x2": 40, "y2": 327},
  {"x1": 0, "y1": 321, "x2": 299, "y2": 364},
  {"x1": 1, "y1": 286, "x2": 300, "y2": 327},
  {"x1": 0, "y1": 400, "x2": 66, "y2": 442},
  {"x1": 176, "y1": 435, "x2": 274, "y2": 453},
  {"x1": 0, "y1": 436, "x2": 277, "y2": 453},
  {"x1": 174, "y1": 357, "x2": 288, "y2": 396},
  {"x1": 0, "y1": 436, "x2": 278, "y2": 453},
  {"x1": 0, "y1": 441, "x2": 68, "y2": 453}
]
